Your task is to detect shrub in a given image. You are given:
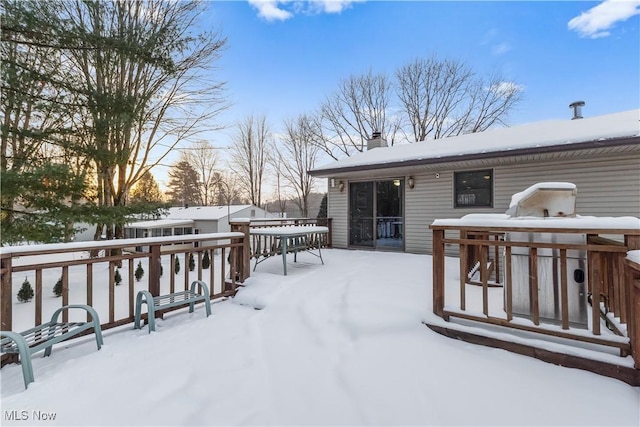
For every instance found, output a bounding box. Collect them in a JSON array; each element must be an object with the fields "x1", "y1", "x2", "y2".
[
  {"x1": 202, "y1": 251, "x2": 211, "y2": 270},
  {"x1": 135, "y1": 261, "x2": 145, "y2": 282},
  {"x1": 114, "y1": 268, "x2": 123, "y2": 285},
  {"x1": 174, "y1": 257, "x2": 180, "y2": 275},
  {"x1": 17, "y1": 278, "x2": 34, "y2": 303},
  {"x1": 188, "y1": 253, "x2": 195, "y2": 272},
  {"x1": 53, "y1": 276, "x2": 63, "y2": 297}
]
